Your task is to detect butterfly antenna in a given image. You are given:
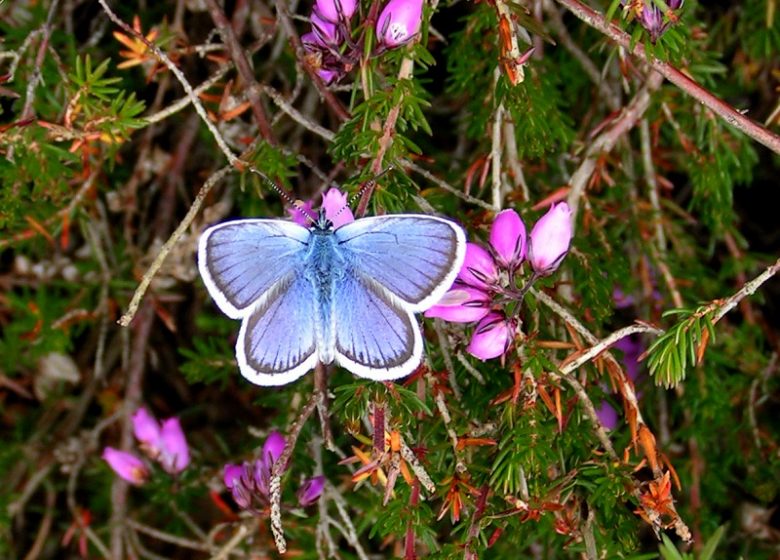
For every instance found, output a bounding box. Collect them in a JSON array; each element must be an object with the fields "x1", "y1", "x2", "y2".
[
  {"x1": 328, "y1": 166, "x2": 396, "y2": 222},
  {"x1": 247, "y1": 167, "x2": 317, "y2": 225}
]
